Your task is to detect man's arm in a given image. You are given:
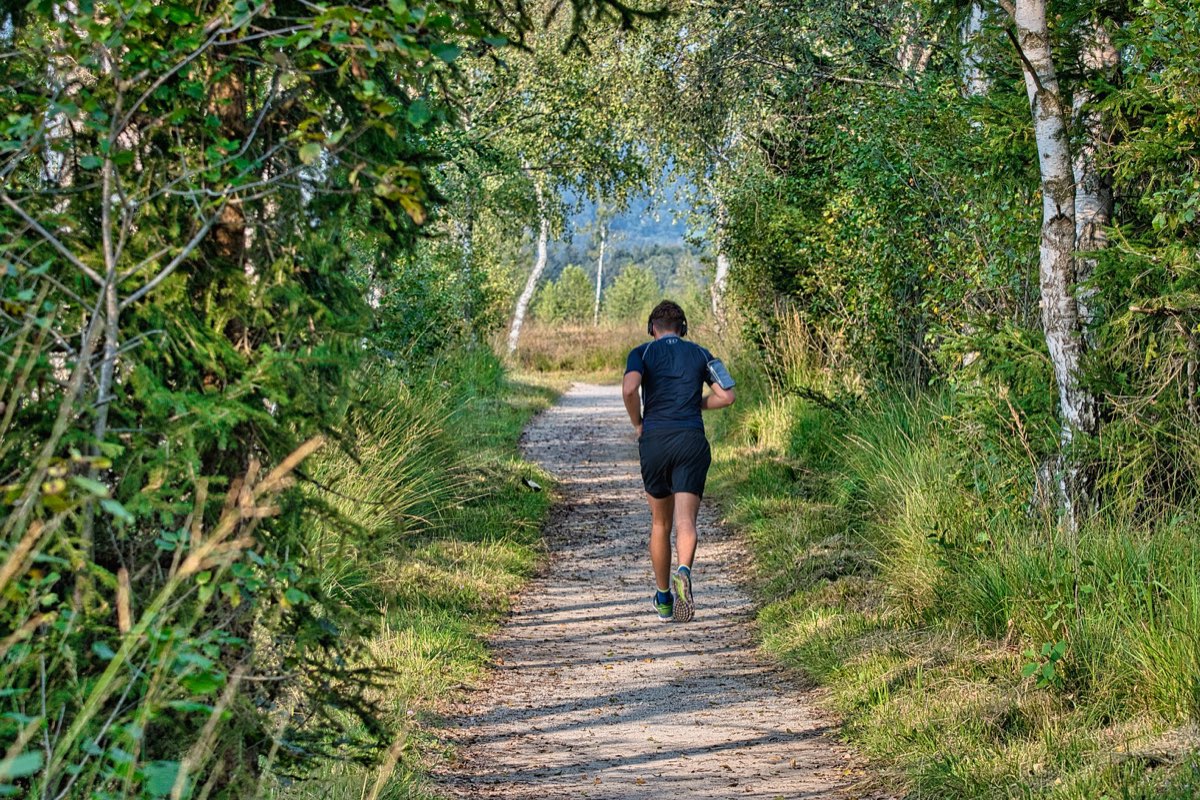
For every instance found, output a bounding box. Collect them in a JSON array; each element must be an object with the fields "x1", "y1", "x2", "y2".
[
  {"x1": 622, "y1": 370, "x2": 644, "y2": 436},
  {"x1": 702, "y1": 383, "x2": 736, "y2": 411}
]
